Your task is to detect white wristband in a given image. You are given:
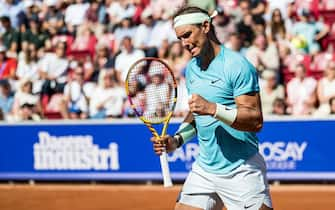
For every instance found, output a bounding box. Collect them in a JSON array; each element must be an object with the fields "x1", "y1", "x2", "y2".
[{"x1": 213, "y1": 103, "x2": 237, "y2": 125}]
